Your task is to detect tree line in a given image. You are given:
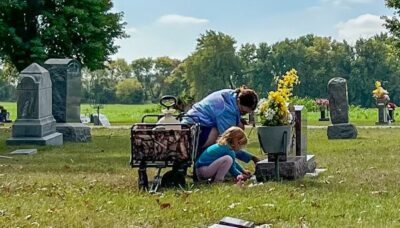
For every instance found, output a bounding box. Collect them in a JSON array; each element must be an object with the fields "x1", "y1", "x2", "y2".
[
  {"x1": 1, "y1": 32, "x2": 400, "y2": 108},
  {"x1": 2, "y1": 1, "x2": 400, "y2": 108}
]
